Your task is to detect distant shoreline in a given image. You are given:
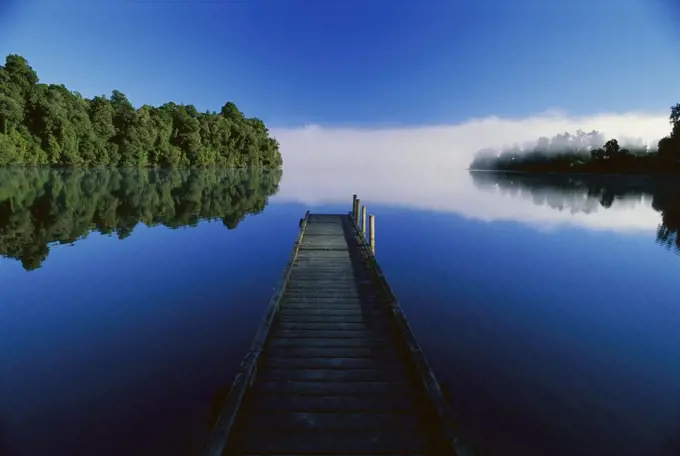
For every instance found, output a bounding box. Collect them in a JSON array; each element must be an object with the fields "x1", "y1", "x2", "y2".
[{"x1": 467, "y1": 168, "x2": 680, "y2": 179}]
